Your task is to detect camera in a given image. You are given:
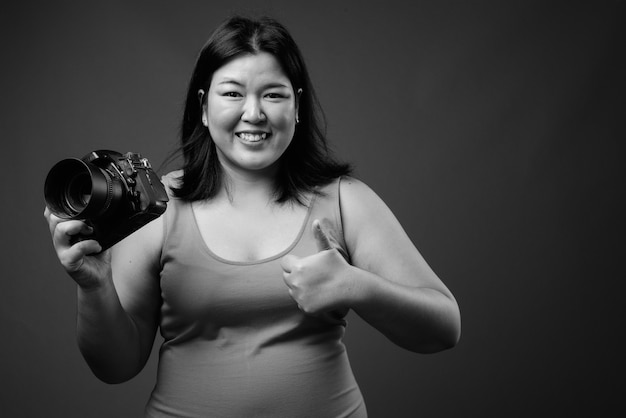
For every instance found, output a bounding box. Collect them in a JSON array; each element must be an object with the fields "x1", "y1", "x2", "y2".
[{"x1": 44, "y1": 150, "x2": 169, "y2": 250}]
